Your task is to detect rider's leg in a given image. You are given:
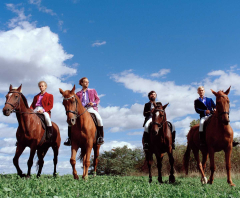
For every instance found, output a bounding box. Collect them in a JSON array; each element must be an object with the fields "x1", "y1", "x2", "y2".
[
  {"x1": 199, "y1": 116, "x2": 208, "y2": 146},
  {"x1": 43, "y1": 112, "x2": 53, "y2": 141},
  {"x1": 87, "y1": 107, "x2": 104, "y2": 145},
  {"x1": 64, "y1": 125, "x2": 72, "y2": 146},
  {"x1": 143, "y1": 119, "x2": 152, "y2": 151}
]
